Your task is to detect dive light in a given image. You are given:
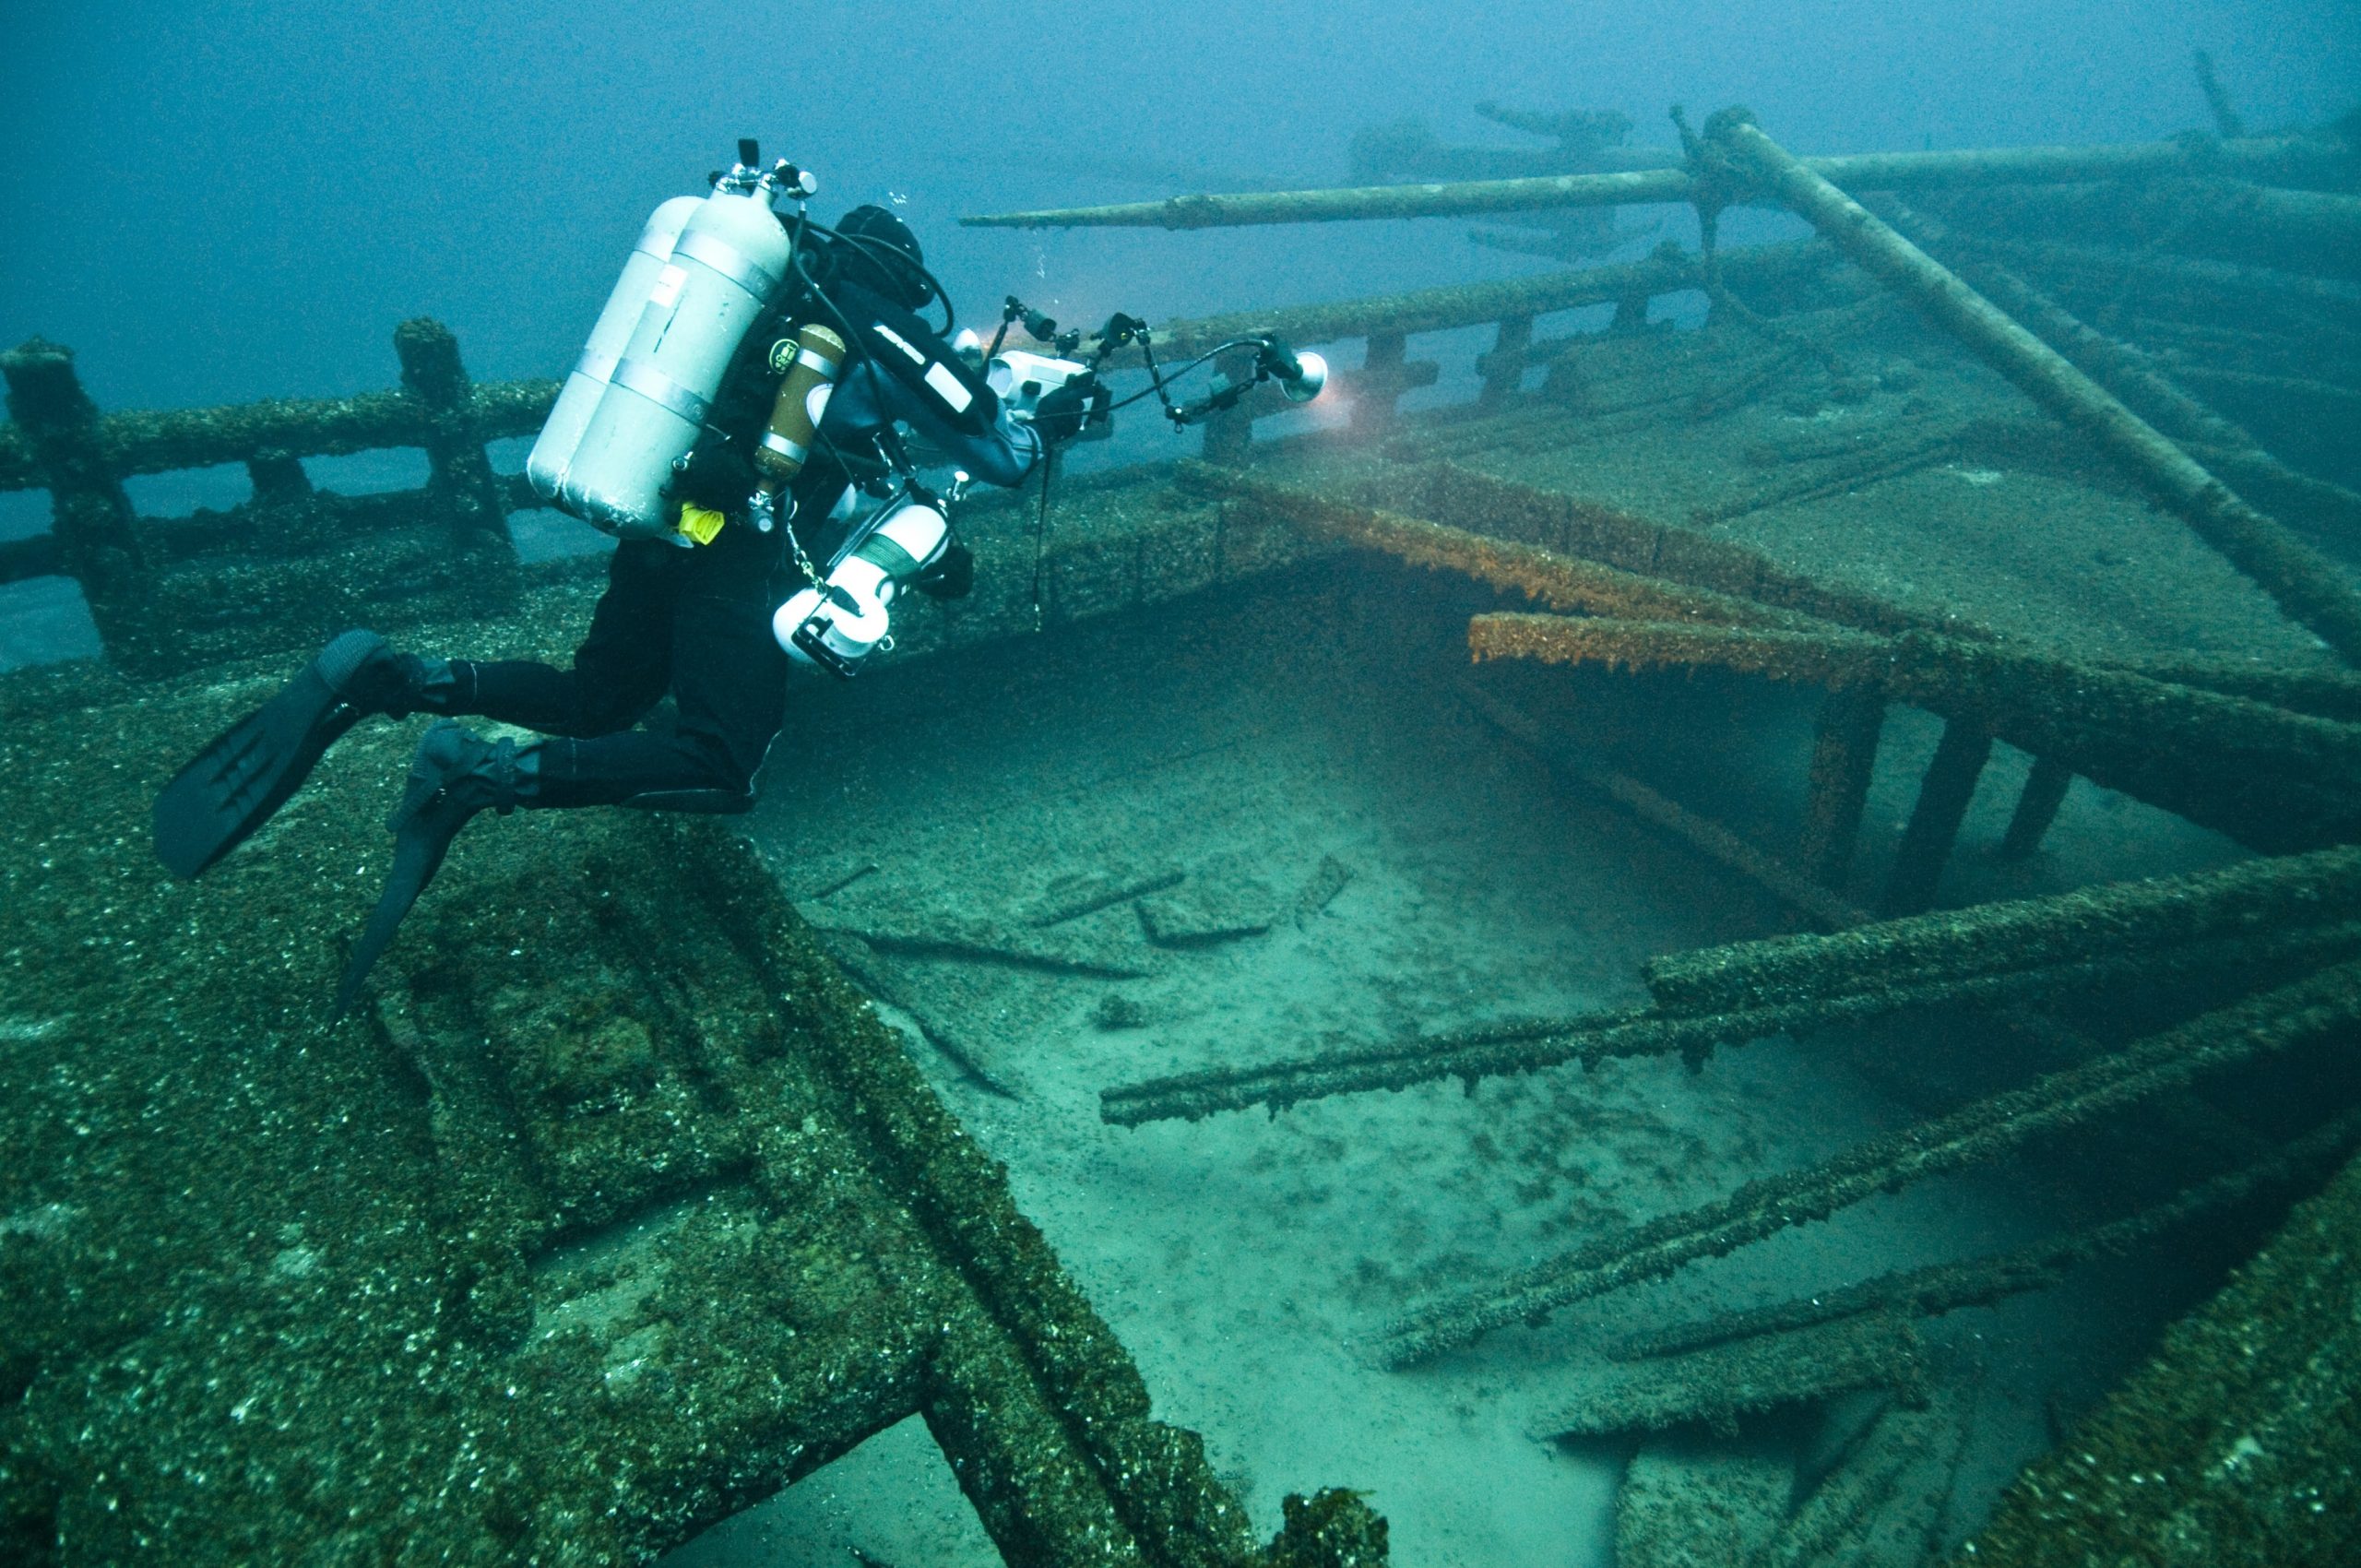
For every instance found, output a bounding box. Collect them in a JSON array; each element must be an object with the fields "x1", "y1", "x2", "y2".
[
  {"x1": 1261, "y1": 339, "x2": 1328, "y2": 402},
  {"x1": 1165, "y1": 338, "x2": 1330, "y2": 427}
]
